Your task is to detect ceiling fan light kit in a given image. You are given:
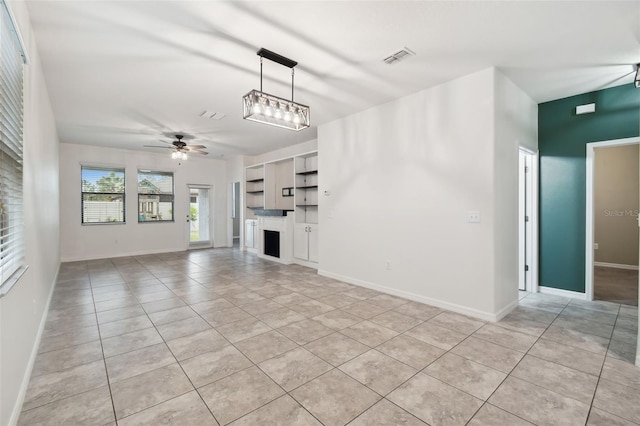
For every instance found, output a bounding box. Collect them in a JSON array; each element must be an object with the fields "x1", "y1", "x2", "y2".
[{"x1": 242, "y1": 48, "x2": 310, "y2": 131}]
